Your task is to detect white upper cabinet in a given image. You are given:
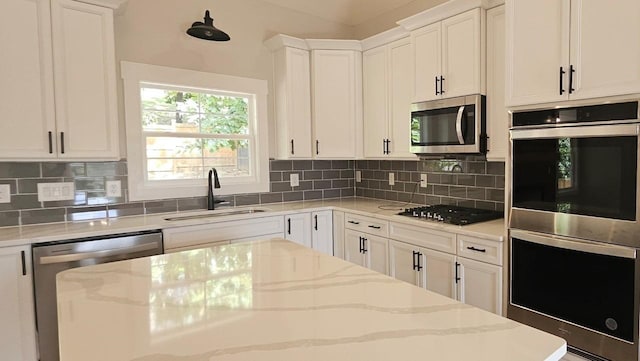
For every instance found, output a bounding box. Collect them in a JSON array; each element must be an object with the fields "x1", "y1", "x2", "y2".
[
  {"x1": 363, "y1": 37, "x2": 416, "y2": 159},
  {"x1": 265, "y1": 36, "x2": 312, "y2": 159},
  {"x1": 412, "y1": 9, "x2": 484, "y2": 102},
  {"x1": 506, "y1": 0, "x2": 640, "y2": 106},
  {"x1": 310, "y1": 45, "x2": 363, "y2": 159},
  {"x1": 486, "y1": 5, "x2": 507, "y2": 161},
  {"x1": 0, "y1": 0, "x2": 119, "y2": 160}
]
